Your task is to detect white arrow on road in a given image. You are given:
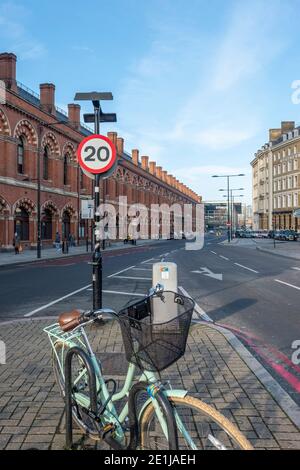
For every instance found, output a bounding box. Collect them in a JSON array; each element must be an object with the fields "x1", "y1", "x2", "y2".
[{"x1": 191, "y1": 267, "x2": 223, "y2": 281}]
